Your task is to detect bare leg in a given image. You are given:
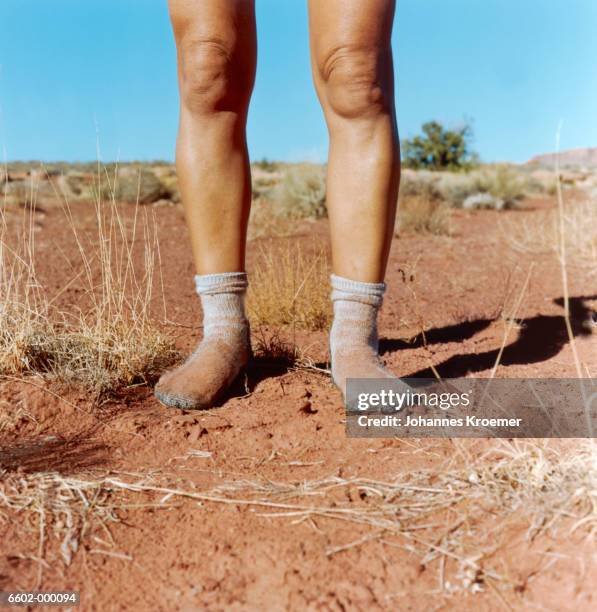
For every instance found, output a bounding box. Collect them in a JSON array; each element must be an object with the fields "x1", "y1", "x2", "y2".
[
  {"x1": 170, "y1": 0, "x2": 256, "y2": 273},
  {"x1": 308, "y1": 0, "x2": 399, "y2": 283},
  {"x1": 155, "y1": 1, "x2": 256, "y2": 409},
  {"x1": 308, "y1": 0, "x2": 400, "y2": 397}
]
